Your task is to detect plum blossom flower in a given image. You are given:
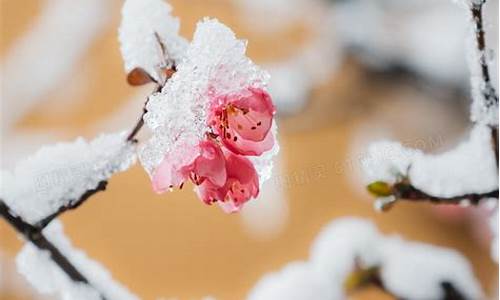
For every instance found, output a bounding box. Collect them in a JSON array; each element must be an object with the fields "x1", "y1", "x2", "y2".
[
  {"x1": 196, "y1": 150, "x2": 259, "y2": 213},
  {"x1": 138, "y1": 18, "x2": 279, "y2": 212},
  {"x1": 153, "y1": 137, "x2": 259, "y2": 213},
  {"x1": 209, "y1": 88, "x2": 276, "y2": 156},
  {"x1": 152, "y1": 139, "x2": 226, "y2": 193}
]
